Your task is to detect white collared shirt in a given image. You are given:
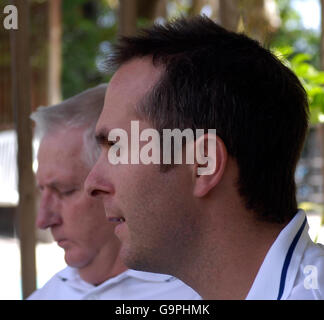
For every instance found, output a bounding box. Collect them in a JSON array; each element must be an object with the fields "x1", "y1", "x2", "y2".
[
  {"x1": 27, "y1": 267, "x2": 201, "y2": 300},
  {"x1": 246, "y1": 210, "x2": 324, "y2": 300}
]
